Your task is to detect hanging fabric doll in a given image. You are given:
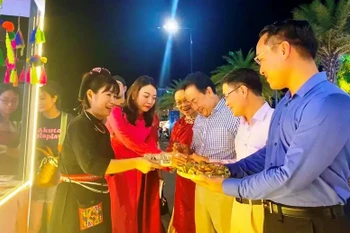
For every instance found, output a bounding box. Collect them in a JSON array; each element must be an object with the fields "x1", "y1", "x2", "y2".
[
  {"x1": 15, "y1": 17, "x2": 25, "y2": 56},
  {"x1": 26, "y1": 55, "x2": 48, "y2": 85}
]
